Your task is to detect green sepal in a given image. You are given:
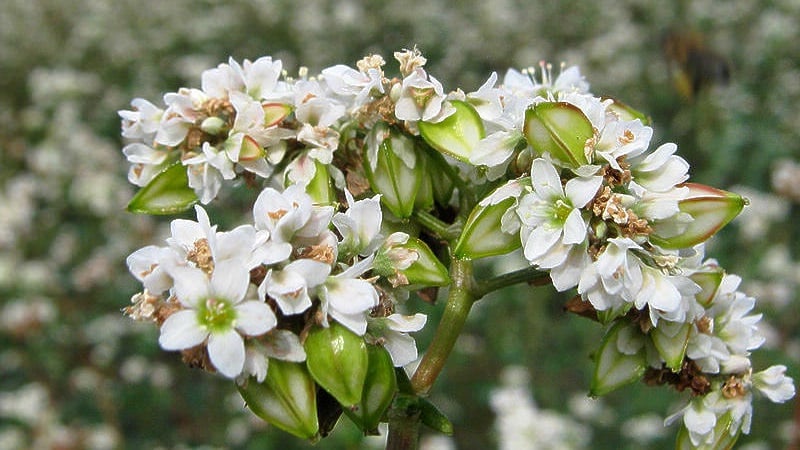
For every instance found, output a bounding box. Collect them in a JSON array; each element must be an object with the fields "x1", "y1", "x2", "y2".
[
  {"x1": 237, "y1": 360, "x2": 320, "y2": 441},
  {"x1": 126, "y1": 162, "x2": 198, "y2": 215},
  {"x1": 304, "y1": 323, "x2": 368, "y2": 408},
  {"x1": 343, "y1": 345, "x2": 398, "y2": 433},
  {"x1": 418, "y1": 100, "x2": 485, "y2": 162},
  {"x1": 523, "y1": 102, "x2": 593, "y2": 168},
  {"x1": 590, "y1": 321, "x2": 647, "y2": 396}
]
